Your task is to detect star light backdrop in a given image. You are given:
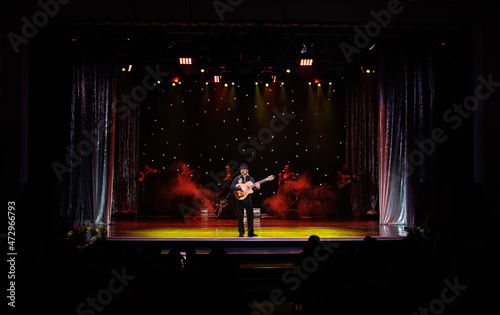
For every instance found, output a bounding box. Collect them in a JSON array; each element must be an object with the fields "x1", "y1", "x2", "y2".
[{"x1": 135, "y1": 74, "x2": 347, "y2": 206}]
